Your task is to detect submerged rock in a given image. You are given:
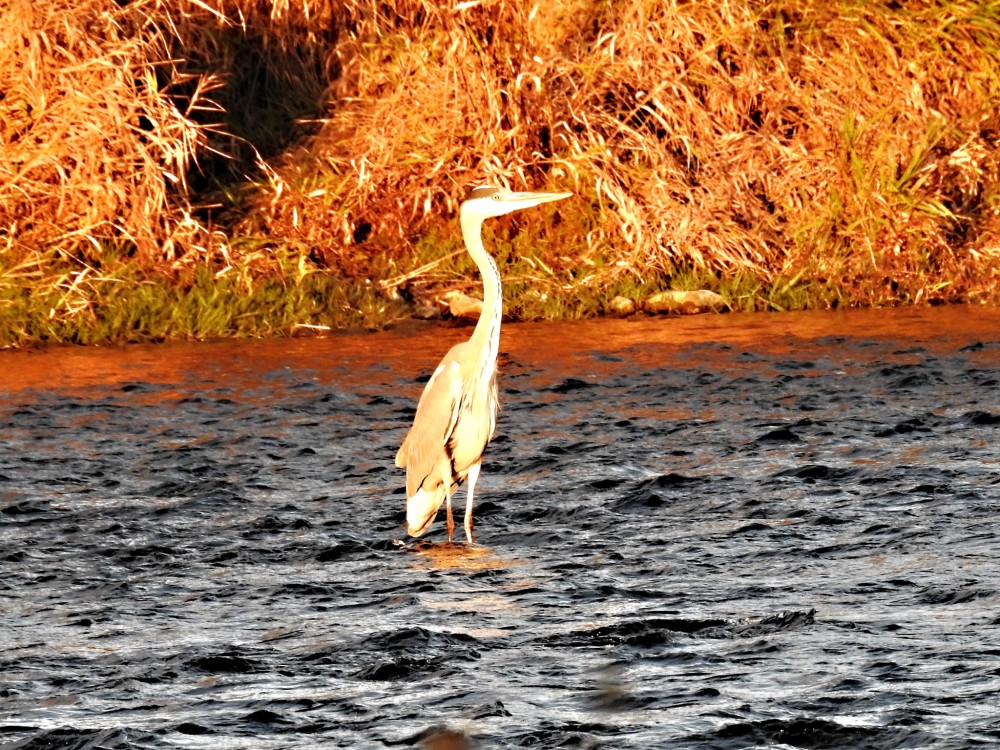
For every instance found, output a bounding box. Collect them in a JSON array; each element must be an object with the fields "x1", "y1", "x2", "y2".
[{"x1": 643, "y1": 289, "x2": 727, "y2": 314}]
